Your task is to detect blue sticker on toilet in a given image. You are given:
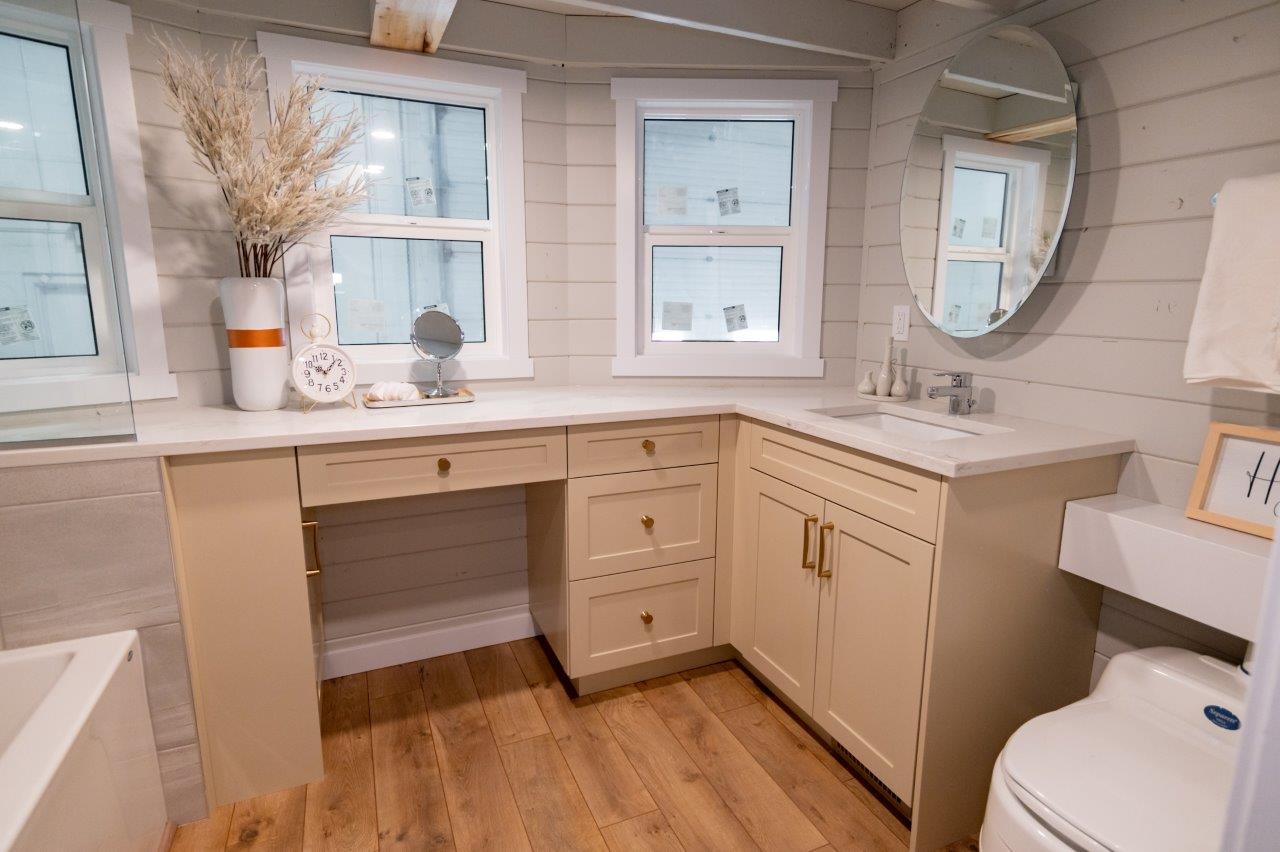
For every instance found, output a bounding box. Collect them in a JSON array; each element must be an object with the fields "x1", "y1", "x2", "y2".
[{"x1": 1204, "y1": 705, "x2": 1240, "y2": 731}]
